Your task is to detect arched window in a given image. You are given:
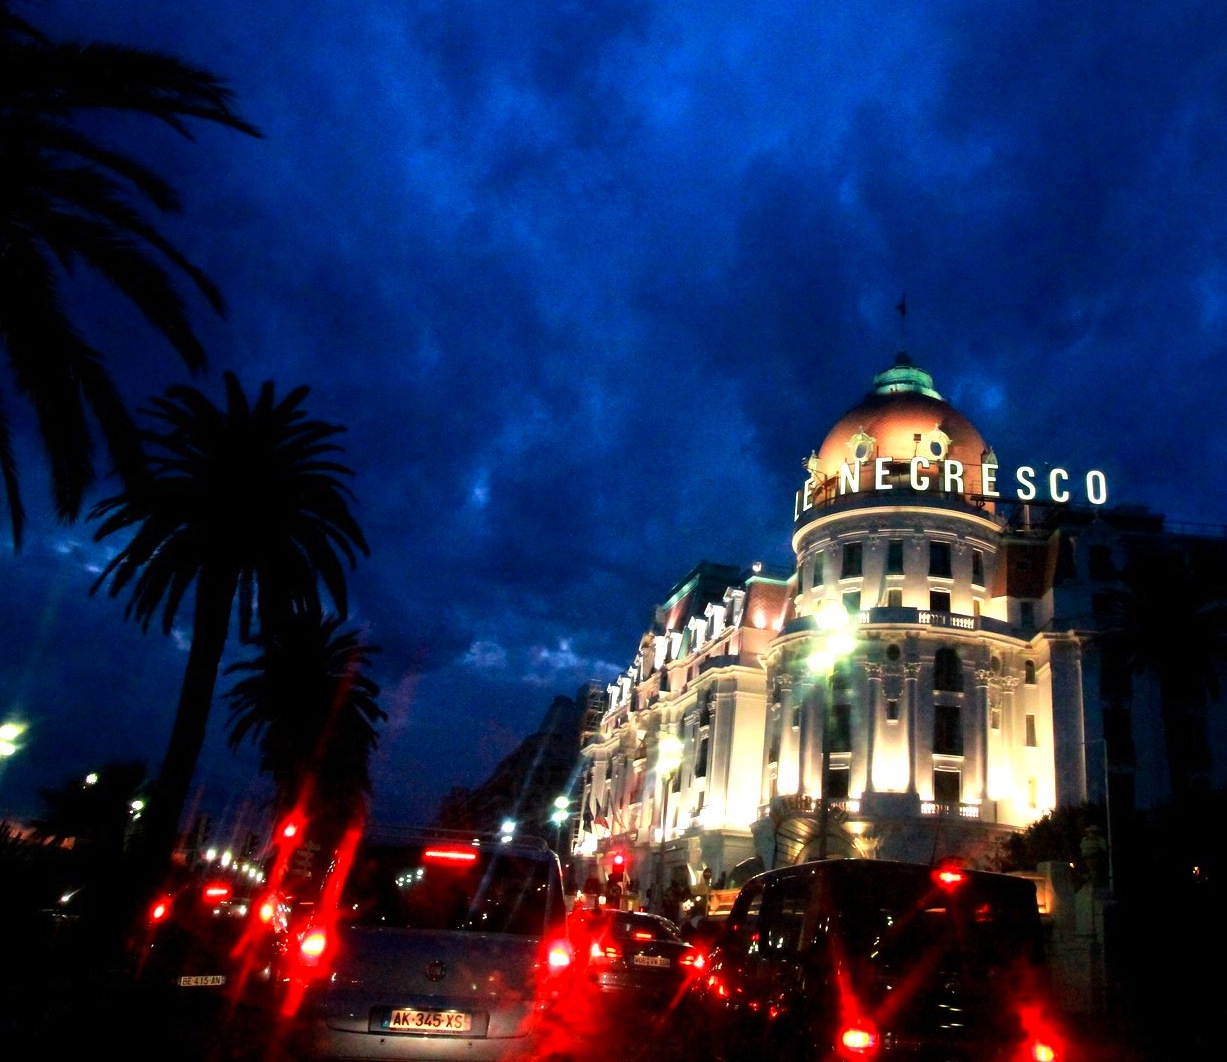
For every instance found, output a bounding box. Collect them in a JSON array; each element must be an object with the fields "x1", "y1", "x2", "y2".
[
  {"x1": 1024, "y1": 660, "x2": 1036, "y2": 684},
  {"x1": 934, "y1": 647, "x2": 963, "y2": 692}
]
